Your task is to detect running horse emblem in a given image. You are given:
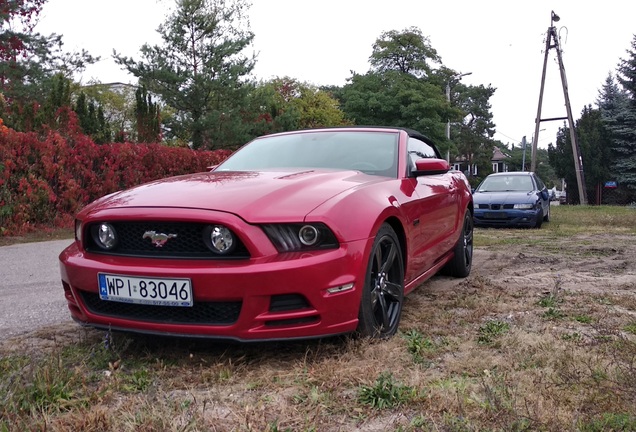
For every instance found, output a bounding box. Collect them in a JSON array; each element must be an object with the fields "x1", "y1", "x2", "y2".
[{"x1": 143, "y1": 231, "x2": 178, "y2": 247}]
